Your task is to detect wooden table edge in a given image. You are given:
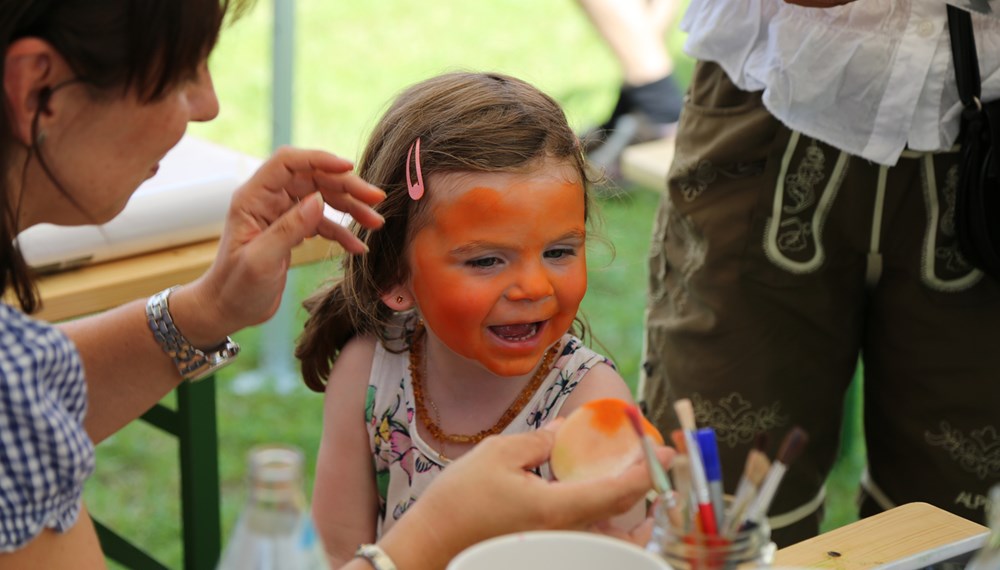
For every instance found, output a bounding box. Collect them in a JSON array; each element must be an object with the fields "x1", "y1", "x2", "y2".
[
  {"x1": 21, "y1": 236, "x2": 339, "y2": 322},
  {"x1": 773, "y1": 502, "x2": 989, "y2": 569}
]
